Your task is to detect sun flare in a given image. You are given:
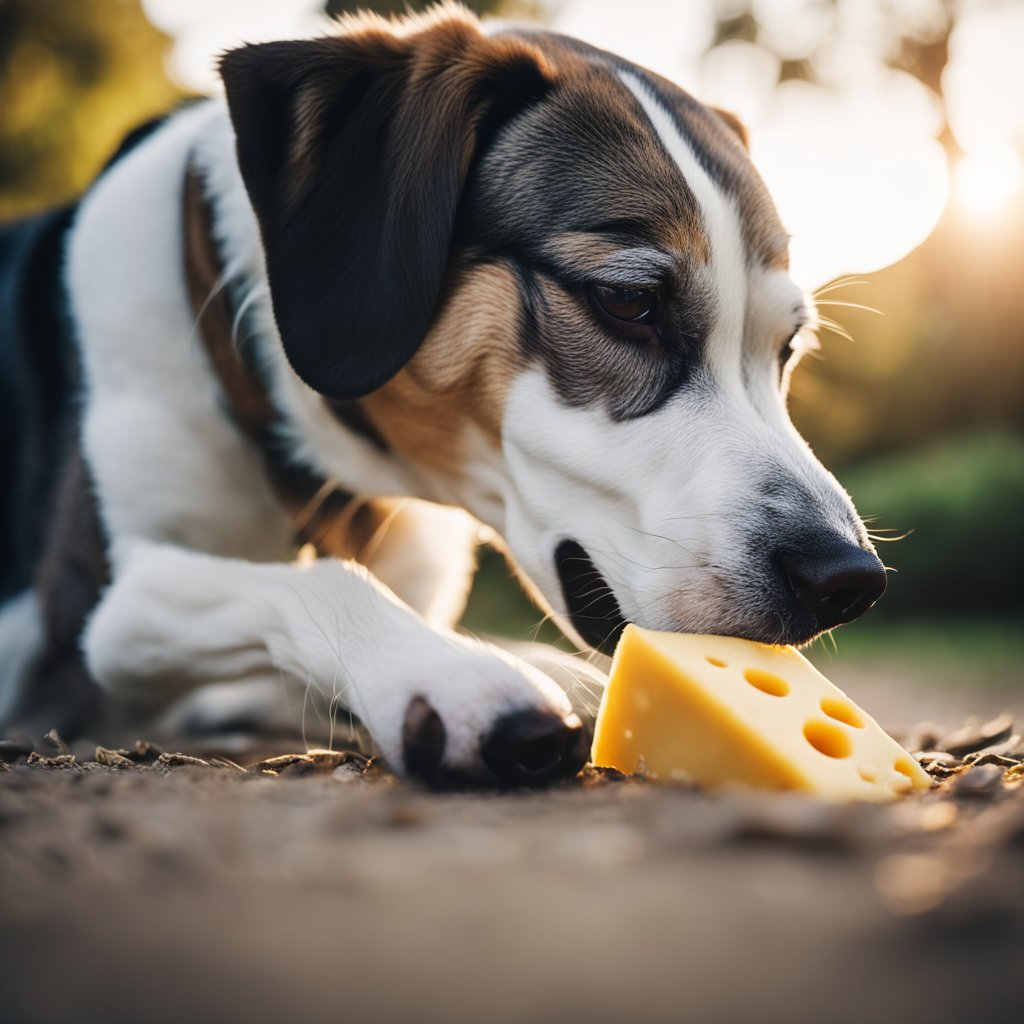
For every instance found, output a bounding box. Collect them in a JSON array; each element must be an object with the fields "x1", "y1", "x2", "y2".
[{"x1": 953, "y1": 147, "x2": 1024, "y2": 219}]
